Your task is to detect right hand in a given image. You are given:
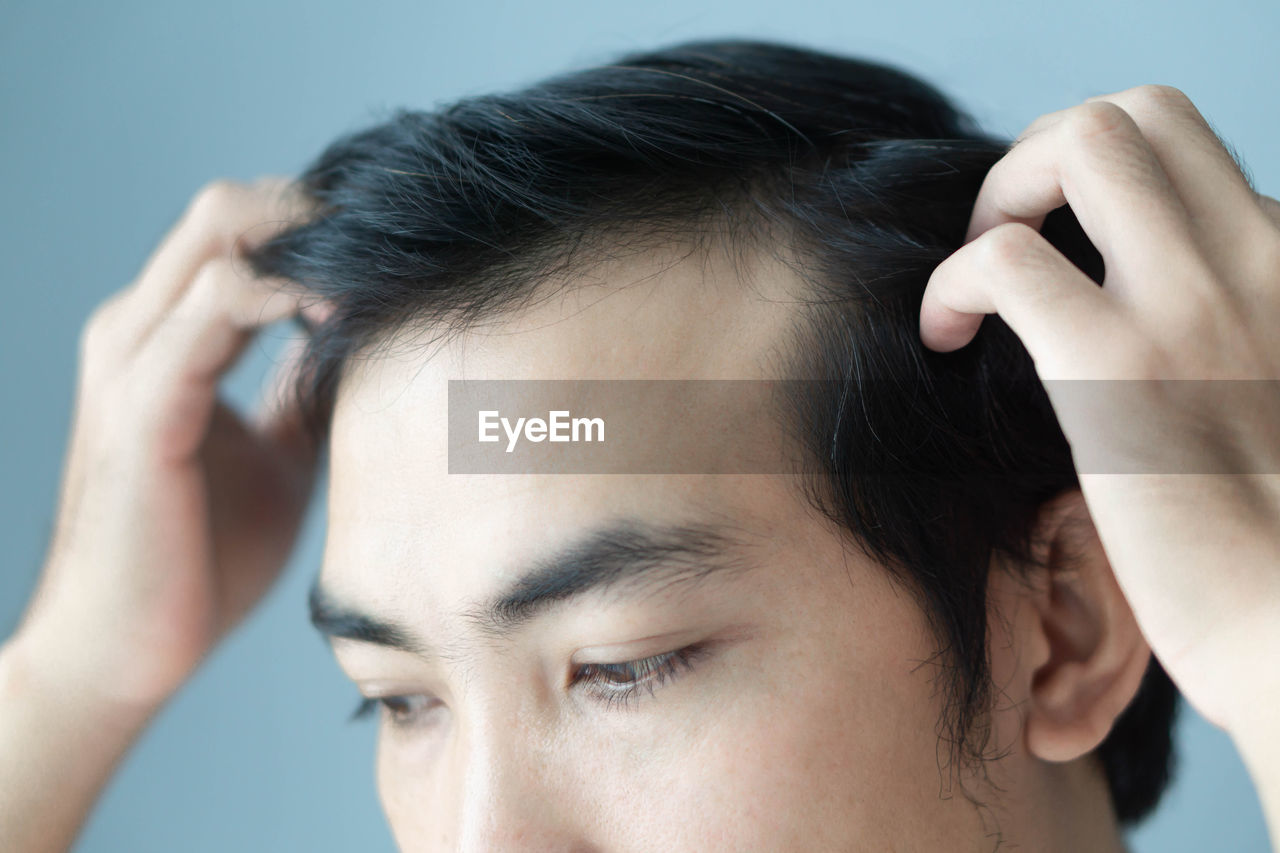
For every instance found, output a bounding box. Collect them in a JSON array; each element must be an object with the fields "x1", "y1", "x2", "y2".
[{"x1": 13, "y1": 176, "x2": 331, "y2": 709}]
